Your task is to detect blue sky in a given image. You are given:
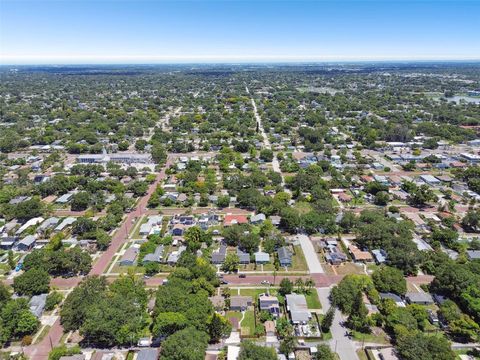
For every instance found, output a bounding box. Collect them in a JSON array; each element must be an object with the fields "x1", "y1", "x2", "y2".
[{"x1": 0, "y1": 0, "x2": 479, "y2": 64}]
